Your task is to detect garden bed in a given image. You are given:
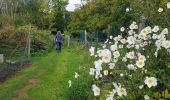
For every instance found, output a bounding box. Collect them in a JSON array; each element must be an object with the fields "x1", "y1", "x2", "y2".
[{"x1": 0, "y1": 60, "x2": 31, "y2": 83}]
